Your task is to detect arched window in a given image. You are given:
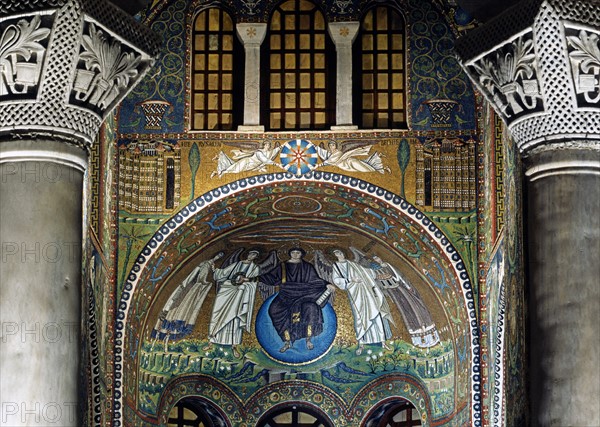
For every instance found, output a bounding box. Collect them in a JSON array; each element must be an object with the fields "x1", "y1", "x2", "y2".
[
  {"x1": 167, "y1": 400, "x2": 212, "y2": 427},
  {"x1": 263, "y1": 0, "x2": 335, "y2": 130},
  {"x1": 191, "y1": 8, "x2": 242, "y2": 130},
  {"x1": 256, "y1": 404, "x2": 334, "y2": 427},
  {"x1": 380, "y1": 401, "x2": 422, "y2": 427},
  {"x1": 355, "y1": 6, "x2": 406, "y2": 129},
  {"x1": 364, "y1": 400, "x2": 423, "y2": 427},
  {"x1": 167, "y1": 398, "x2": 227, "y2": 427}
]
